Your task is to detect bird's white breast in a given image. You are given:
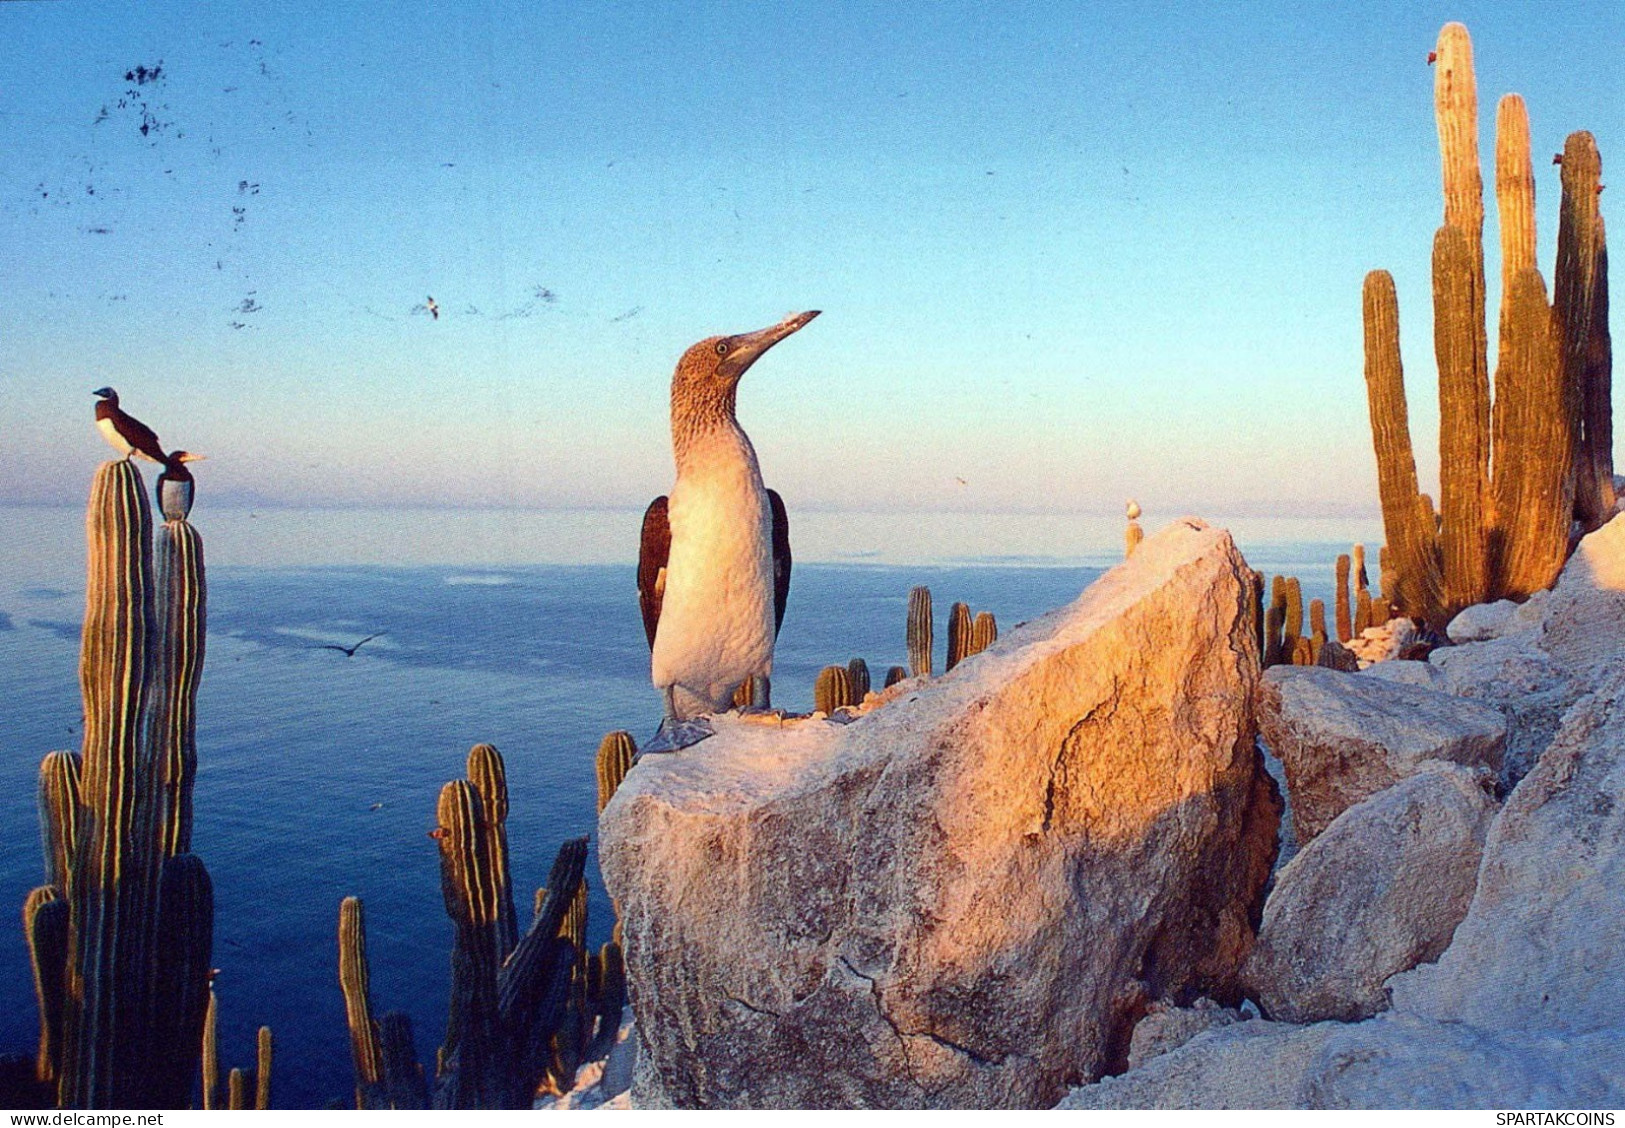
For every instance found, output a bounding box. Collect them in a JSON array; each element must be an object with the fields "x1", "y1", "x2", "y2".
[
  {"x1": 97, "y1": 417, "x2": 133, "y2": 457},
  {"x1": 651, "y1": 427, "x2": 775, "y2": 711}
]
